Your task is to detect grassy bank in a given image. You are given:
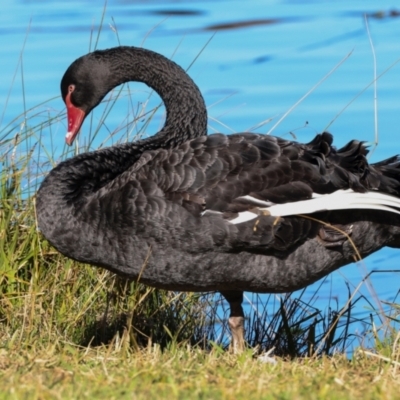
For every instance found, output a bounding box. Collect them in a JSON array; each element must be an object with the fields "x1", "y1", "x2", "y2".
[{"x1": 1, "y1": 345, "x2": 400, "y2": 400}]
